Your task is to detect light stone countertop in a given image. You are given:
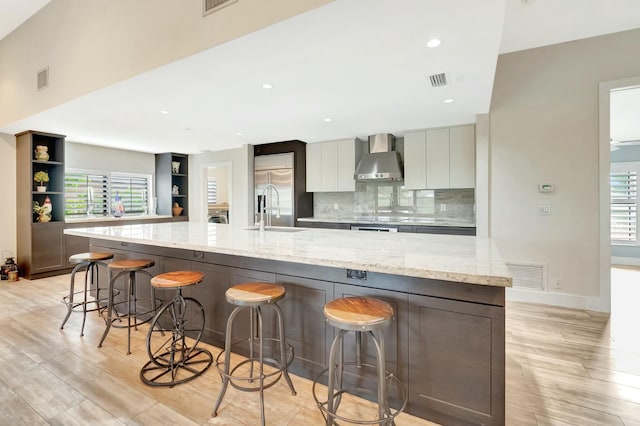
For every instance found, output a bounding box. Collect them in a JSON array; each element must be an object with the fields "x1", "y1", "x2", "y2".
[
  {"x1": 64, "y1": 222, "x2": 511, "y2": 287},
  {"x1": 297, "y1": 216, "x2": 476, "y2": 227}
]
